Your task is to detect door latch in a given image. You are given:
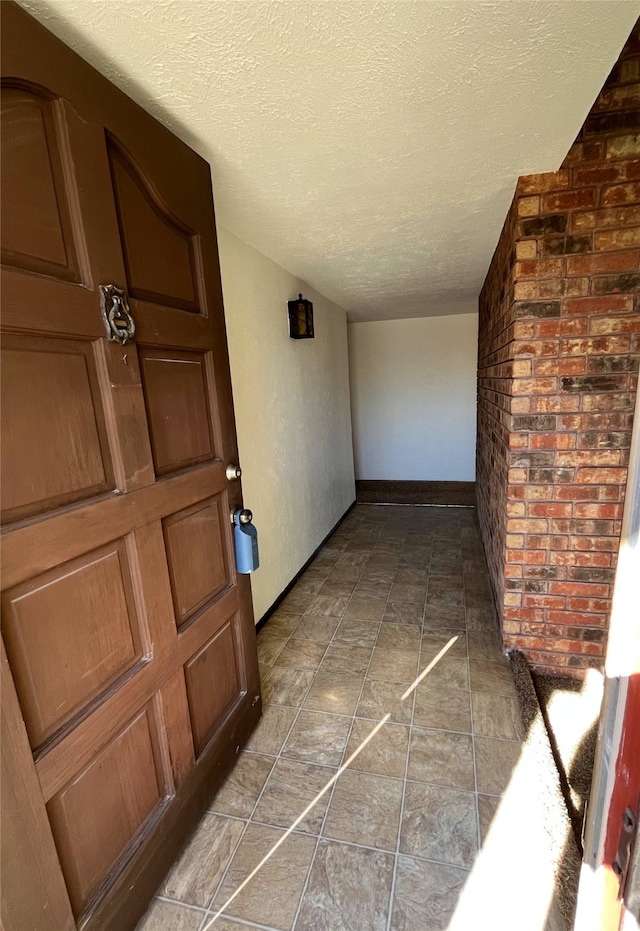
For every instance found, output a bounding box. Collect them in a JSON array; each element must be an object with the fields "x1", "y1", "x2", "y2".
[{"x1": 613, "y1": 804, "x2": 637, "y2": 896}]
